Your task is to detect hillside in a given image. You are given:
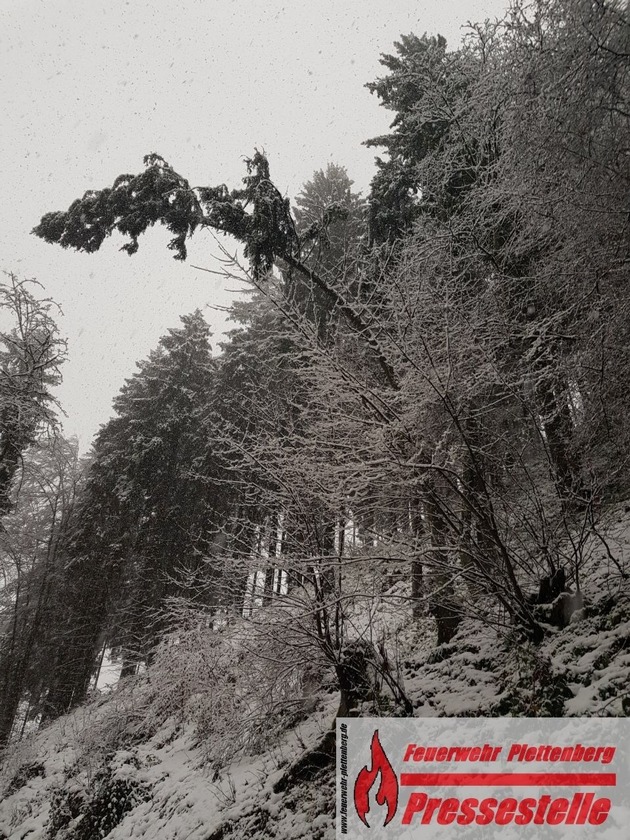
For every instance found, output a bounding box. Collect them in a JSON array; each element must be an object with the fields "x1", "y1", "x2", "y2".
[
  {"x1": 2, "y1": 5, "x2": 630, "y2": 834},
  {"x1": 1, "y1": 502, "x2": 628, "y2": 840}
]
